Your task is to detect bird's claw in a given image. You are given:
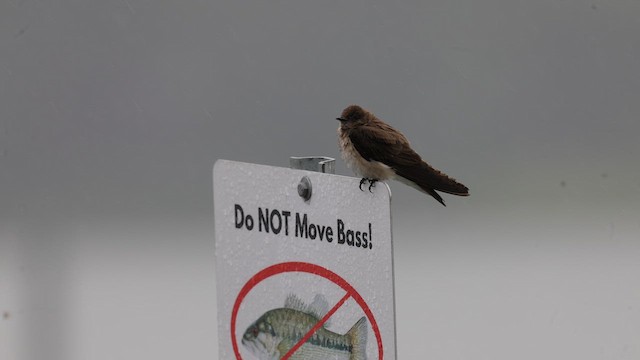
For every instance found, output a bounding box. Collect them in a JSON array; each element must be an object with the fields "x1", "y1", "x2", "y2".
[
  {"x1": 359, "y1": 178, "x2": 367, "y2": 191},
  {"x1": 368, "y1": 179, "x2": 377, "y2": 192},
  {"x1": 359, "y1": 178, "x2": 378, "y2": 192}
]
